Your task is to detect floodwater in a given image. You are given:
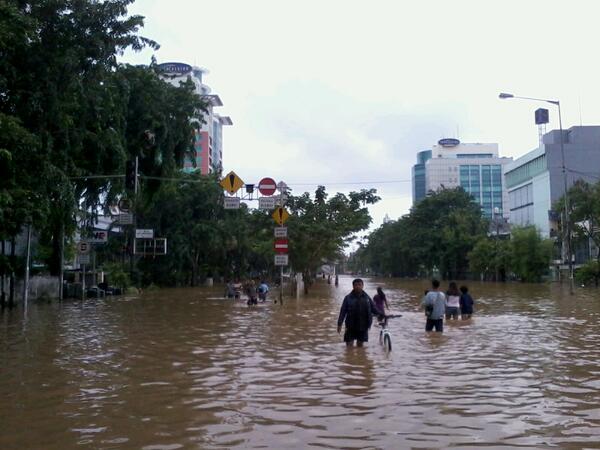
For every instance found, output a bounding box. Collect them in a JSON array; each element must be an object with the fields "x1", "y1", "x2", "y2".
[{"x1": 1, "y1": 277, "x2": 600, "y2": 449}]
